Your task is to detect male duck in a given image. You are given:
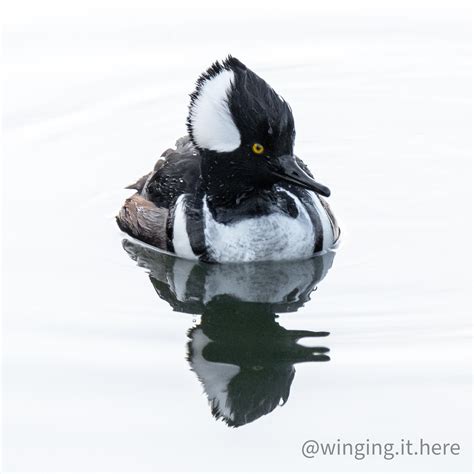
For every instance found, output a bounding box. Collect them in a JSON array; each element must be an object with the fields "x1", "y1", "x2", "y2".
[{"x1": 117, "y1": 56, "x2": 340, "y2": 263}]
